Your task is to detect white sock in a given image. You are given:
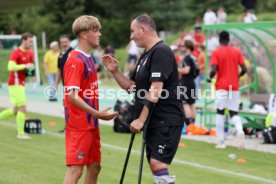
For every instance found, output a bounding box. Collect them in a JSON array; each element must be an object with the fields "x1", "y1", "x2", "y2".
[
  {"x1": 154, "y1": 175, "x2": 175, "y2": 184},
  {"x1": 216, "y1": 114, "x2": 226, "y2": 143},
  {"x1": 231, "y1": 115, "x2": 244, "y2": 135}
]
